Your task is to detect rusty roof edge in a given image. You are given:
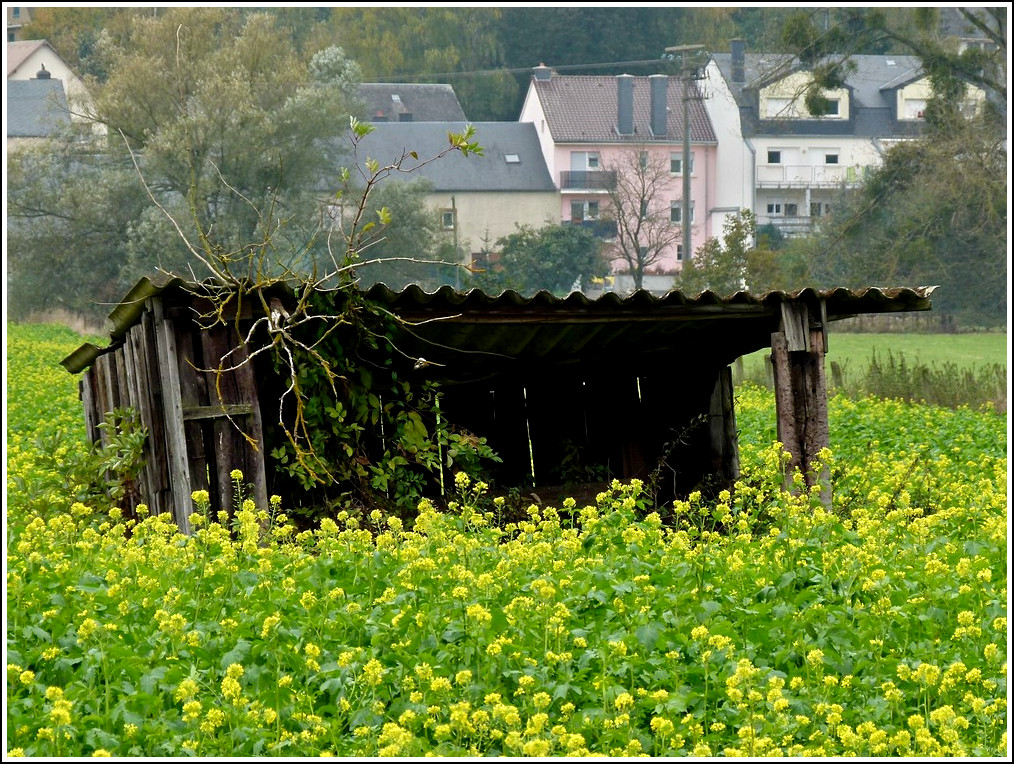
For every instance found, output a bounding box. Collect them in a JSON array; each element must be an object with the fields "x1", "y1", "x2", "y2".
[
  {"x1": 61, "y1": 277, "x2": 938, "y2": 374},
  {"x1": 370, "y1": 283, "x2": 938, "y2": 313},
  {"x1": 61, "y1": 274, "x2": 185, "y2": 374}
]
